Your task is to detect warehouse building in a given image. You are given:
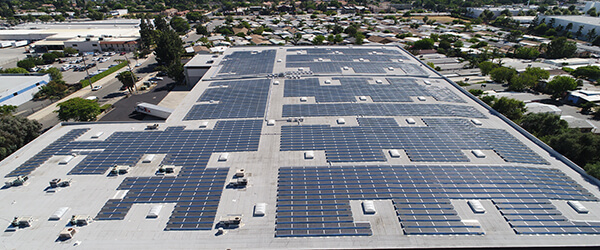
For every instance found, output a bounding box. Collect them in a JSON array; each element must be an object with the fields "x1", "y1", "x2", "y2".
[
  {"x1": 1, "y1": 46, "x2": 600, "y2": 249},
  {"x1": 0, "y1": 73, "x2": 50, "y2": 106}
]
